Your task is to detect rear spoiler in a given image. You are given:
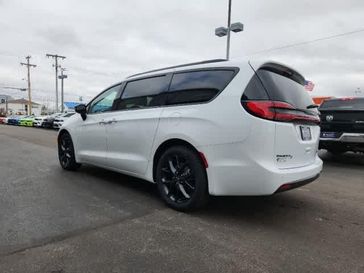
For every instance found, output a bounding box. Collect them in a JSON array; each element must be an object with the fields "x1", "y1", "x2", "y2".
[{"x1": 249, "y1": 61, "x2": 306, "y2": 85}]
